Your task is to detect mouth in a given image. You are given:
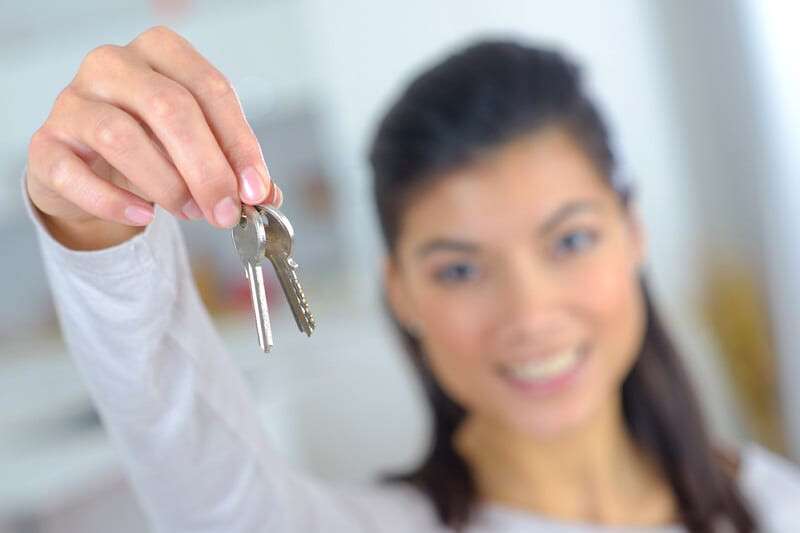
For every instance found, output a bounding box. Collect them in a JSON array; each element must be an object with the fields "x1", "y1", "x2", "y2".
[{"x1": 497, "y1": 342, "x2": 590, "y2": 397}]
